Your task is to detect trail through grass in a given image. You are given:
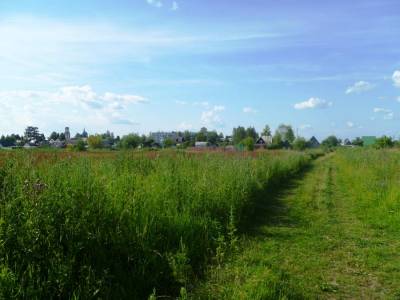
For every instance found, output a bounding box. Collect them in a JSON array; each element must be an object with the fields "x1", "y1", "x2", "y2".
[{"x1": 194, "y1": 152, "x2": 400, "y2": 299}]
